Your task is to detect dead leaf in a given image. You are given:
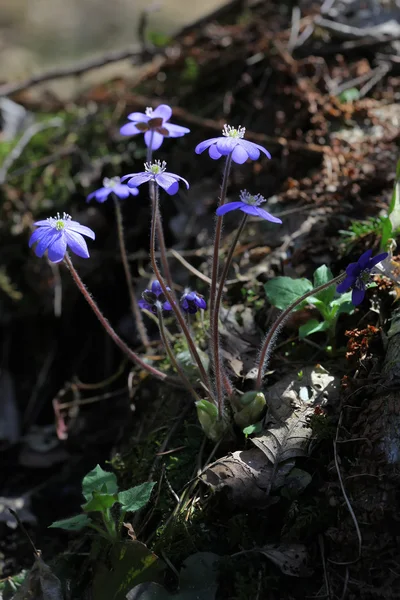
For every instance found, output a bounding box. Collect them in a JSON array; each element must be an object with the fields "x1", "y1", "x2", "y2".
[
  {"x1": 12, "y1": 554, "x2": 63, "y2": 600},
  {"x1": 202, "y1": 449, "x2": 294, "y2": 506},
  {"x1": 256, "y1": 543, "x2": 313, "y2": 577}
]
